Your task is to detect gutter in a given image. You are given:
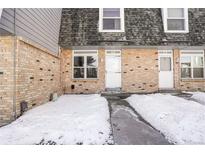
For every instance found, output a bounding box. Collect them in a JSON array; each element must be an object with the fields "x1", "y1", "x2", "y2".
[{"x1": 69, "y1": 45, "x2": 205, "y2": 50}]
